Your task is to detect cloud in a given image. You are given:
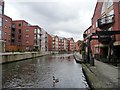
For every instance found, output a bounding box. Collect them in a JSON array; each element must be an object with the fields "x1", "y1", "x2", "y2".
[{"x1": 4, "y1": 0, "x2": 97, "y2": 42}]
